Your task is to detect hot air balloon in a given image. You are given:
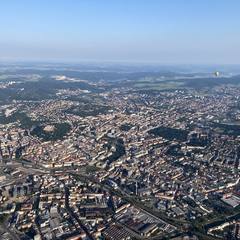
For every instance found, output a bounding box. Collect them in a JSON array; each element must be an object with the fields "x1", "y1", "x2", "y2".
[{"x1": 214, "y1": 71, "x2": 220, "y2": 77}]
